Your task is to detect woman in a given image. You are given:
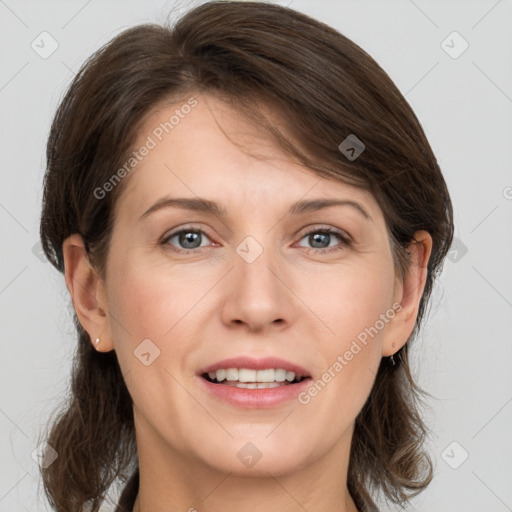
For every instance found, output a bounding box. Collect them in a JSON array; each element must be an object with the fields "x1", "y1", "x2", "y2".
[{"x1": 38, "y1": 1, "x2": 453, "y2": 511}]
